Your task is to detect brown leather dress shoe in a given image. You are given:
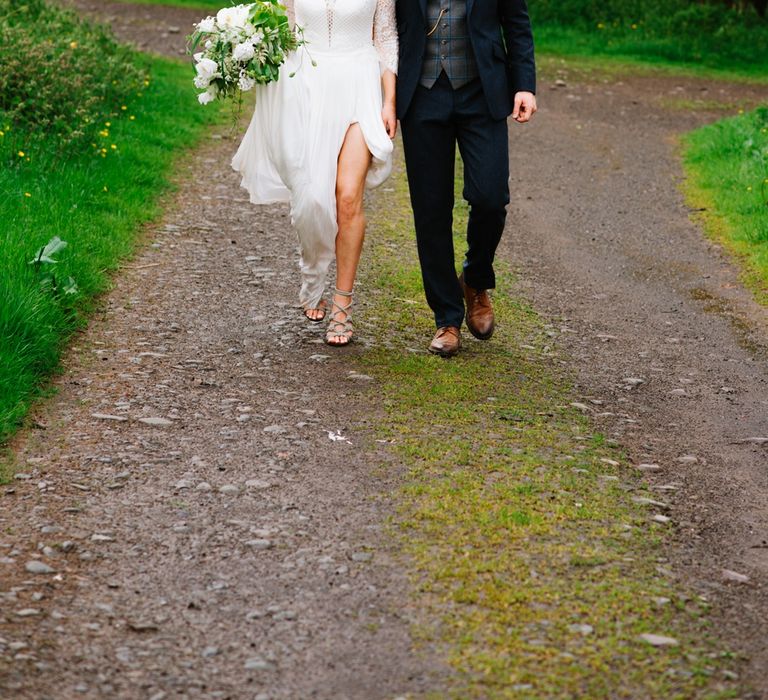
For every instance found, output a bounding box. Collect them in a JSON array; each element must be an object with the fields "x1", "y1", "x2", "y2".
[
  {"x1": 429, "y1": 326, "x2": 461, "y2": 357},
  {"x1": 459, "y1": 273, "x2": 495, "y2": 340}
]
